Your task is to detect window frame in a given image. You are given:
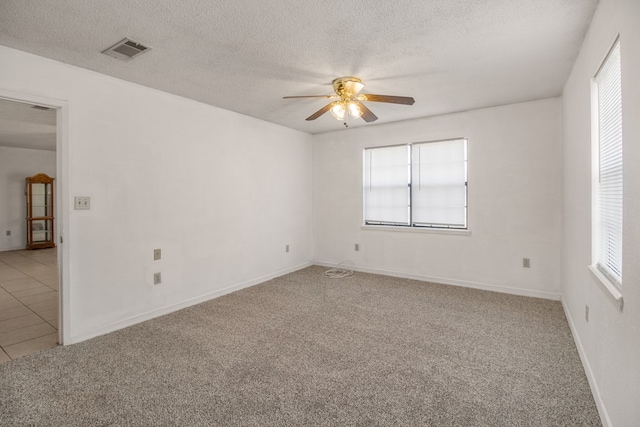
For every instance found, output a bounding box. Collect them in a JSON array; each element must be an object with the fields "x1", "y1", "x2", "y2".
[
  {"x1": 363, "y1": 137, "x2": 468, "y2": 231},
  {"x1": 590, "y1": 35, "x2": 624, "y2": 310}
]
